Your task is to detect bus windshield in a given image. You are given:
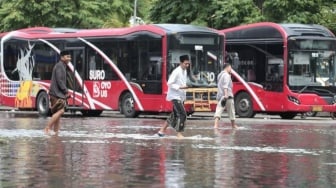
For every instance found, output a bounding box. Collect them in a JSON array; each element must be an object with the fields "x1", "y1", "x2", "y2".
[
  {"x1": 168, "y1": 34, "x2": 222, "y2": 88},
  {"x1": 288, "y1": 39, "x2": 336, "y2": 90}
]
